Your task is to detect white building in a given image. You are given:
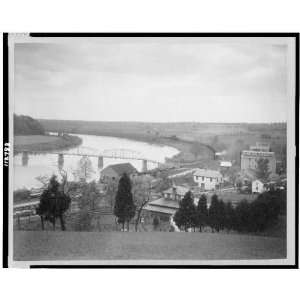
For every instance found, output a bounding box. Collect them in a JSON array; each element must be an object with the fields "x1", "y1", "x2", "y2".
[
  {"x1": 220, "y1": 161, "x2": 232, "y2": 168},
  {"x1": 252, "y1": 179, "x2": 266, "y2": 194},
  {"x1": 193, "y1": 169, "x2": 223, "y2": 191}
]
